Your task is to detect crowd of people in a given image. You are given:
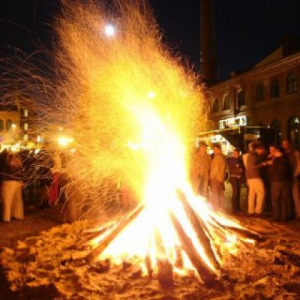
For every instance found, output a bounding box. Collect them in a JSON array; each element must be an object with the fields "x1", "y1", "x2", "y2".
[
  {"x1": 192, "y1": 139, "x2": 300, "y2": 222},
  {"x1": 1, "y1": 139, "x2": 300, "y2": 224},
  {"x1": 0, "y1": 148, "x2": 63, "y2": 223}
]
